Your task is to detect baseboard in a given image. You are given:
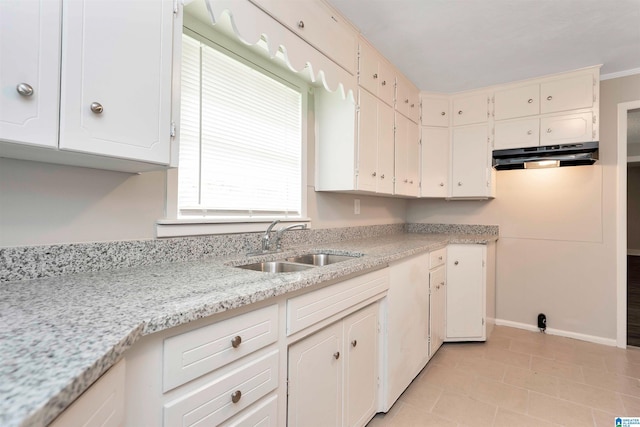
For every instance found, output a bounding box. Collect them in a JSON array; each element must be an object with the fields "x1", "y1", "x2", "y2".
[{"x1": 494, "y1": 318, "x2": 617, "y2": 347}]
